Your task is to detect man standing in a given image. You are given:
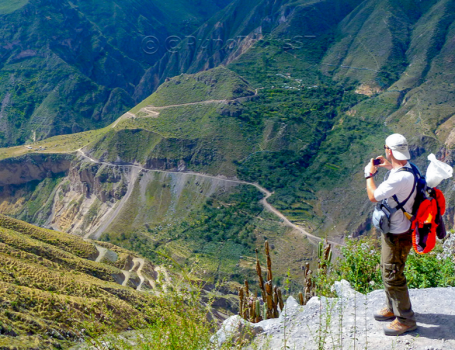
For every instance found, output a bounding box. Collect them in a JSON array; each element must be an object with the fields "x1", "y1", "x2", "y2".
[{"x1": 365, "y1": 133, "x2": 417, "y2": 336}]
